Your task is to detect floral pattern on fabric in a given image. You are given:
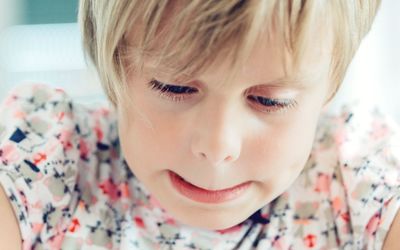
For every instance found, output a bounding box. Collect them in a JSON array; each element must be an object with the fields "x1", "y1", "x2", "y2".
[{"x1": 0, "y1": 84, "x2": 399, "y2": 250}]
